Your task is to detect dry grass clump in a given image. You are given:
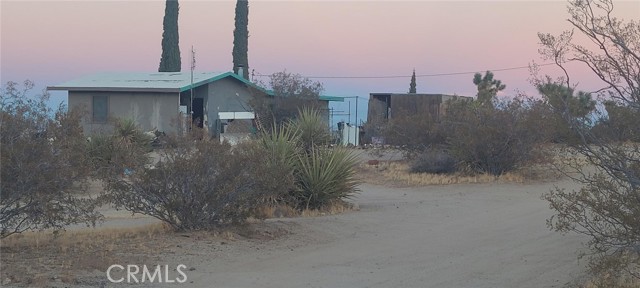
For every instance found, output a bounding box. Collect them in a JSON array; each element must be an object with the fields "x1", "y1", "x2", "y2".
[
  {"x1": 385, "y1": 161, "x2": 524, "y2": 185},
  {"x1": 254, "y1": 201, "x2": 355, "y2": 219},
  {"x1": 358, "y1": 160, "x2": 561, "y2": 187},
  {"x1": 0, "y1": 223, "x2": 170, "y2": 285}
]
